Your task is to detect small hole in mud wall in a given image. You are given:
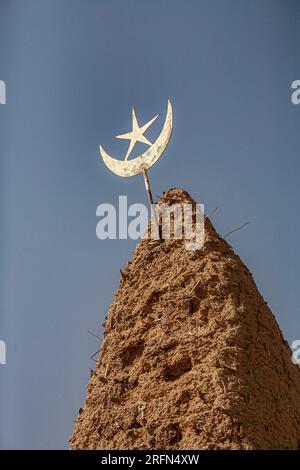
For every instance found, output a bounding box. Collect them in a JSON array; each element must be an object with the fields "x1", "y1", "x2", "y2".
[
  {"x1": 163, "y1": 357, "x2": 192, "y2": 381},
  {"x1": 159, "y1": 423, "x2": 182, "y2": 445},
  {"x1": 122, "y1": 342, "x2": 144, "y2": 366}
]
